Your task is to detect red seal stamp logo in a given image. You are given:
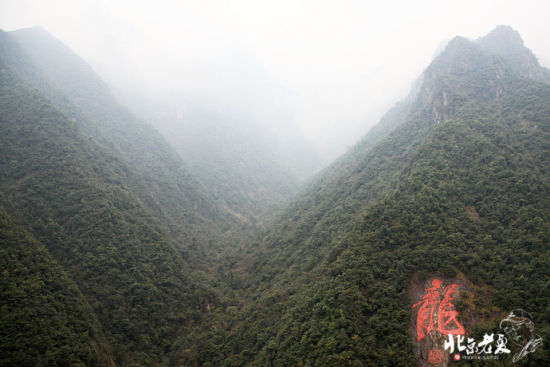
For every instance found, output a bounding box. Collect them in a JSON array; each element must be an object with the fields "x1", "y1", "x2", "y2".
[{"x1": 428, "y1": 349, "x2": 442, "y2": 363}]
